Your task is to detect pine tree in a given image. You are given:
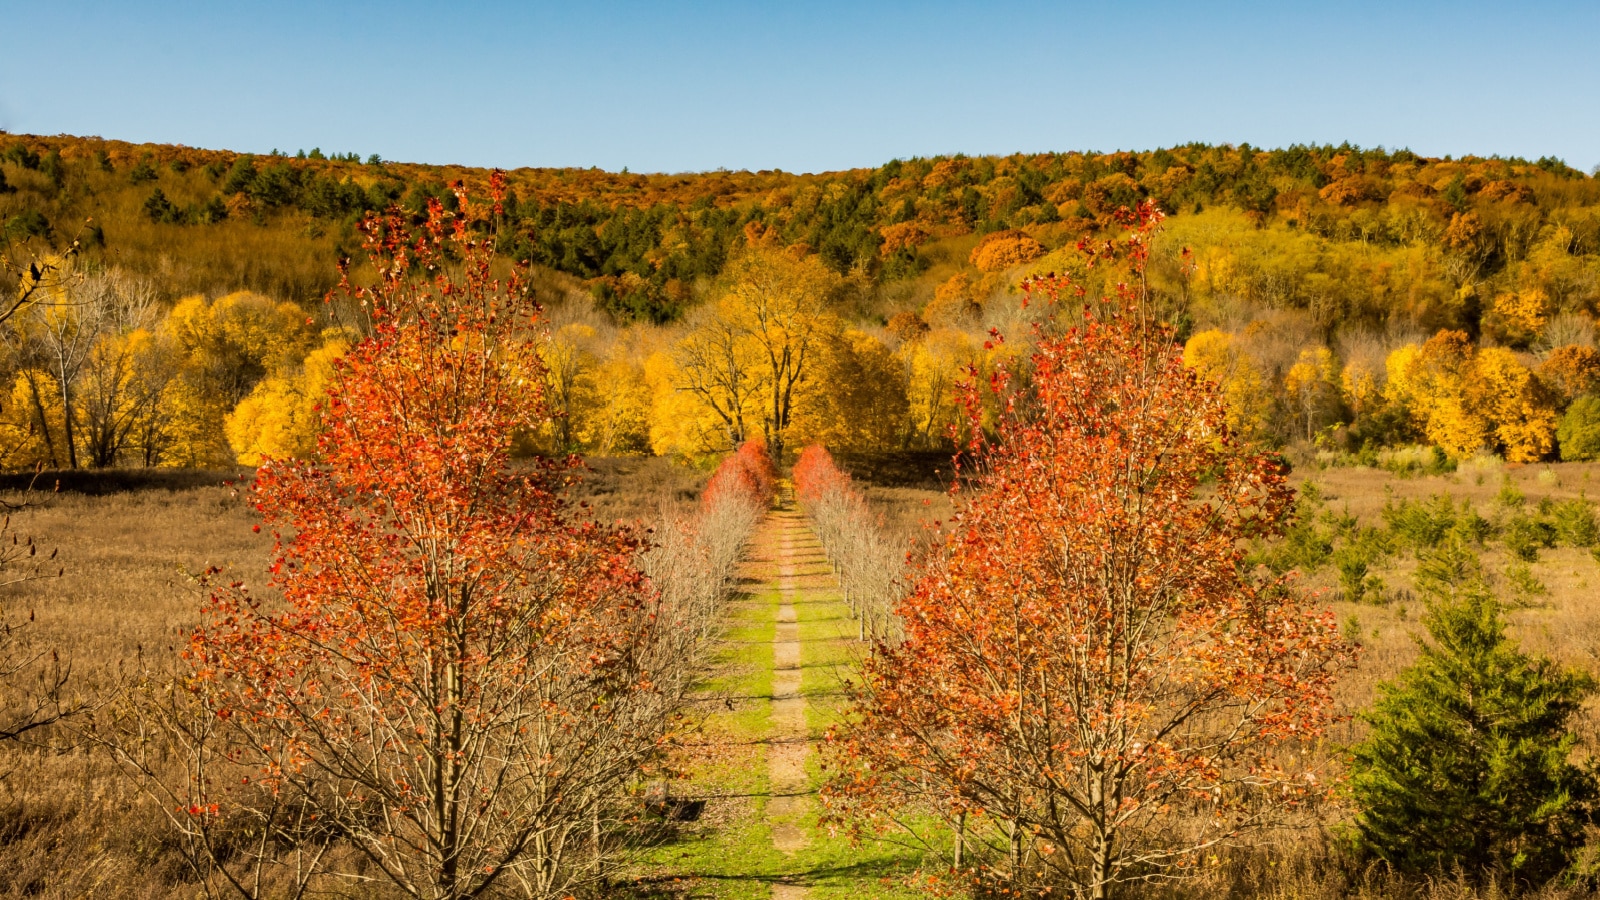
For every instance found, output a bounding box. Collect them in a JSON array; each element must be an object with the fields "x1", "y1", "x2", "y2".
[{"x1": 1350, "y1": 539, "x2": 1596, "y2": 882}]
